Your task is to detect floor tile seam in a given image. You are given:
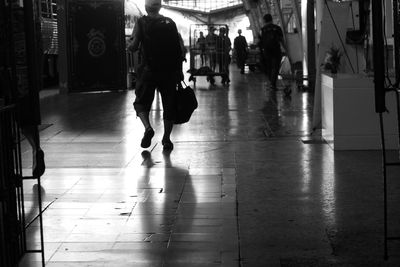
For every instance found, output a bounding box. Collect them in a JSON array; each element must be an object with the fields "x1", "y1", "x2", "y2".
[
  {"x1": 25, "y1": 196, "x2": 60, "y2": 231},
  {"x1": 171, "y1": 138, "x2": 307, "y2": 144},
  {"x1": 232, "y1": 153, "x2": 242, "y2": 267},
  {"x1": 37, "y1": 176, "x2": 90, "y2": 224},
  {"x1": 40, "y1": 142, "x2": 129, "y2": 146},
  {"x1": 165, "y1": 170, "x2": 191, "y2": 249},
  {"x1": 168, "y1": 140, "x2": 302, "y2": 149},
  {"x1": 44, "y1": 241, "x2": 66, "y2": 263}
]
